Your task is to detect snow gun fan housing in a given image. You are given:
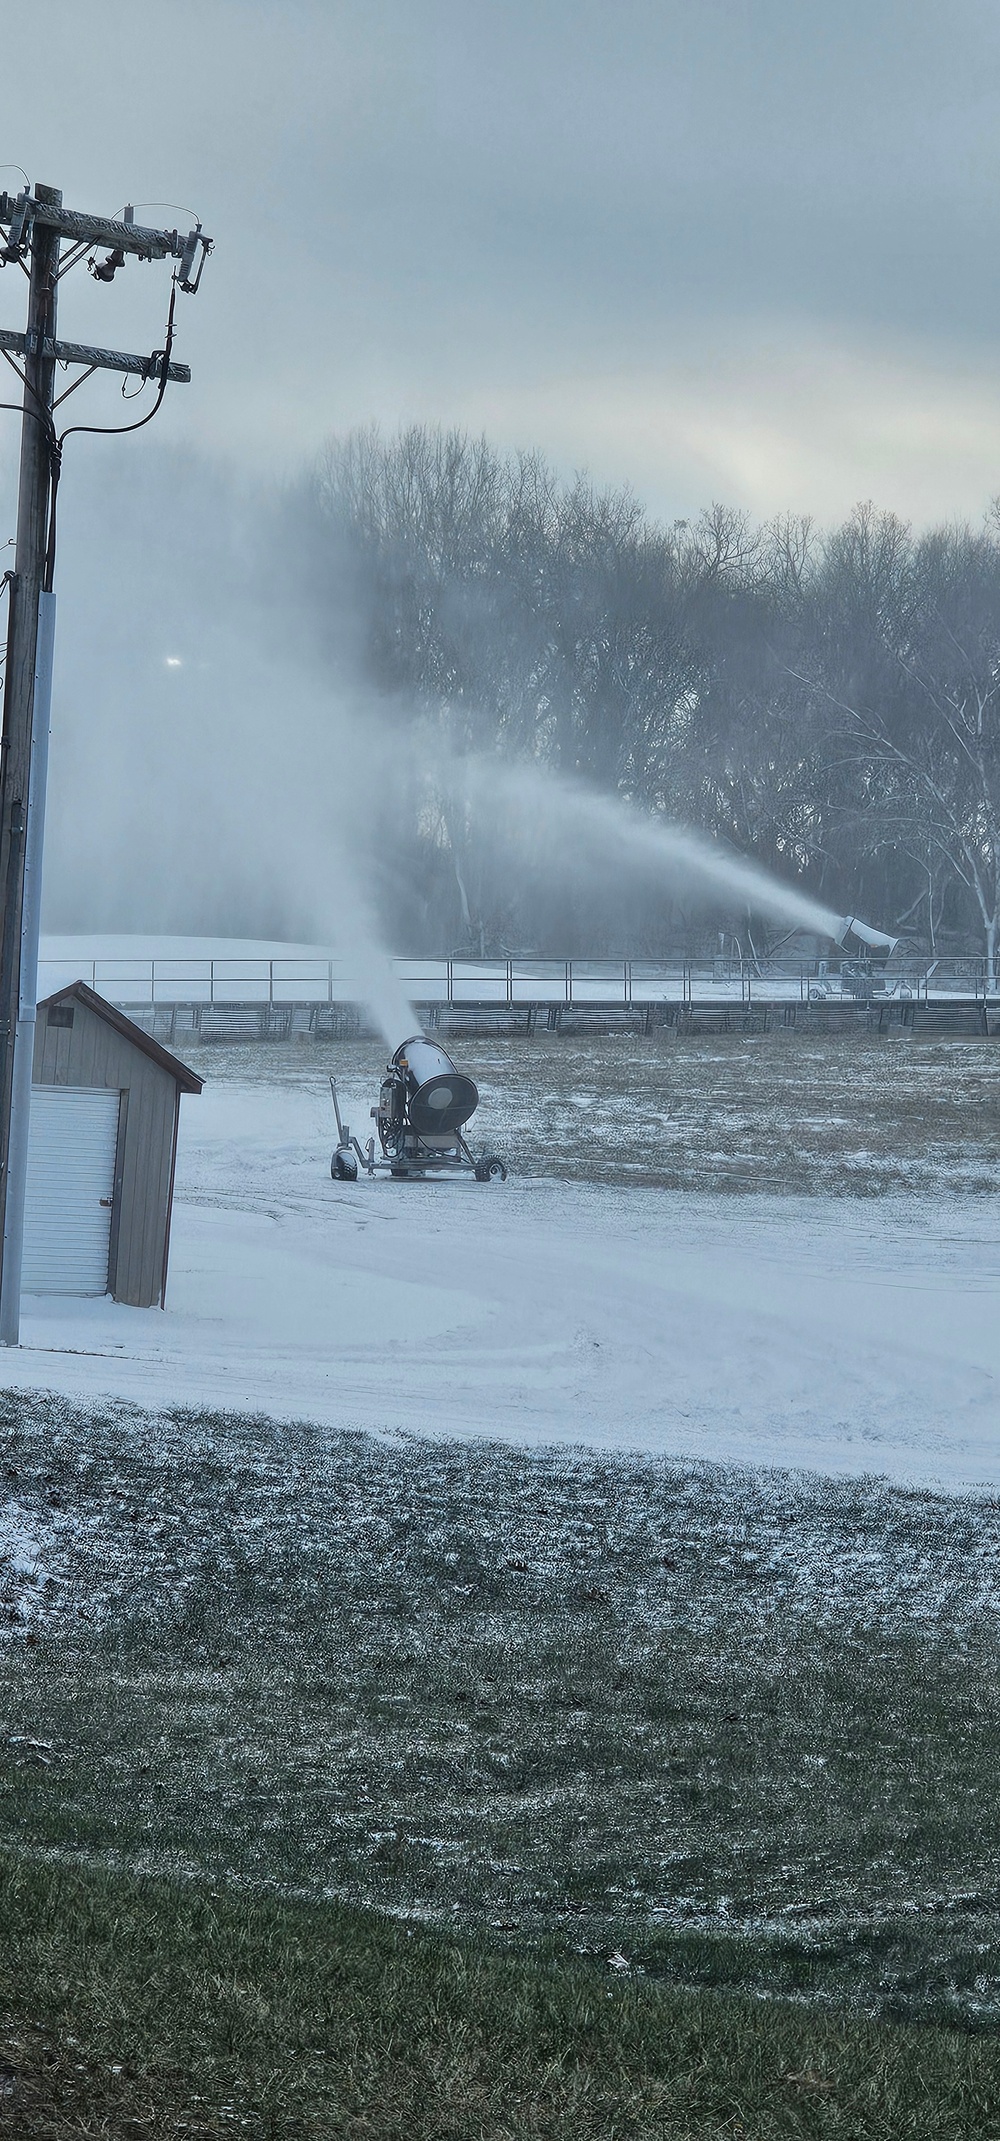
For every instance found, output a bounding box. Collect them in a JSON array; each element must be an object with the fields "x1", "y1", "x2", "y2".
[
  {"x1": 329, "y1": 1037, "x2": 507, "y2": 1183},
  {"x1": 387, "y1": 1037, "x2": 479, "y2": 1138}
]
